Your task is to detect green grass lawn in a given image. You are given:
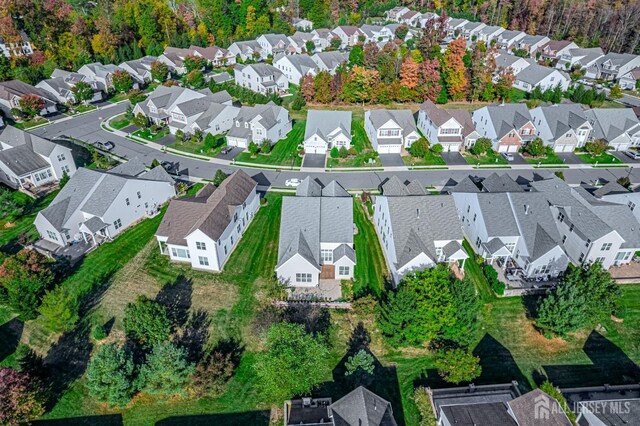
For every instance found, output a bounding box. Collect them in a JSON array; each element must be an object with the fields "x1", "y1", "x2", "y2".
[
  {"x1": 402, "y1": 152, "x2": 446, "y2": 166},
  {"x1": 110, "y1": 114, "x2": 132, "y2": 130},
  {"x1": 326, "y1": 121, "x2": 382, "y2": 168},
  {"x1": 464, "y1": 151, "x2": 509, "y2": 165},
  {"x1": 352, "y1": 199, "x2": 387, "y2": 297},
  {"x1": 13, "y1": 117, "x2": 48, "y2": 129},
  {"x1": 462, "y1": 239, "x2": 496, "y2": 303},
  {"x1": 169, "y1": 134, "x2": 227, "y2": 157},
  {"x1": 108, "y1": 92, "x2": 130, "y2": 103},
  {"x1": 234, "y1": 120, "x2": 304, "y2": 167},
  {"x1": 132, "y1": 127, "x2": 170, "y2": 141},
  {"x1": 68, "y1": 104, "x2": 97, "y2": 115},
  {"x1": 577, "y1": 152, "x2": 623, "y2": 165},
  {"x1": 524, "y1": 152, "x2": 565, "y2": 165},
  {"x1": 0, "y1": 190, "x2": 59, "y2": 251}
]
